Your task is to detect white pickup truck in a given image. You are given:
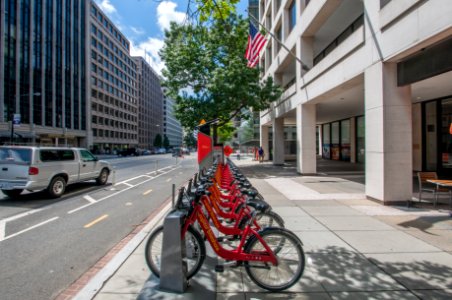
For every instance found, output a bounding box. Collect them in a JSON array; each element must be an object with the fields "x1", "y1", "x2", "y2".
[{"x1": 0, "y1": 146, "x2": 112, "y2": 198}]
